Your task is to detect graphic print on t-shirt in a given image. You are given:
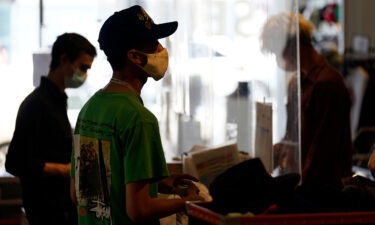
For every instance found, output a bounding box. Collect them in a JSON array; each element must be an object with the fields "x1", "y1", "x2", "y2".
[{"x1": 75, "y1": 135, "x2": 112, "y2": 221}]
